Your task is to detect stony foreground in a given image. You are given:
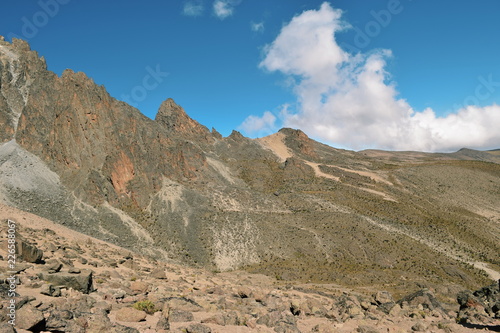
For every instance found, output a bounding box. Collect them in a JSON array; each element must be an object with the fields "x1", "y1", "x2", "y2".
[{"x1": 0, "y1": 205, "x2": 499, "y2": 333}]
